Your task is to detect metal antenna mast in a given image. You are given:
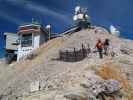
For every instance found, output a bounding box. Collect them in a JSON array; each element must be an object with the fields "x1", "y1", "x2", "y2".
[{"x1": 75, "y1": 0, "x2": 80, "y2": 6}]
